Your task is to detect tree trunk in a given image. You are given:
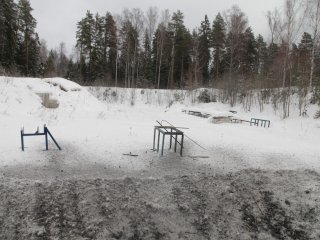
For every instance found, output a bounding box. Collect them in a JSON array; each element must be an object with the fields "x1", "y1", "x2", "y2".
[{"x1": 157, "y1": 38, "x2": 163, "y2": 89}]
